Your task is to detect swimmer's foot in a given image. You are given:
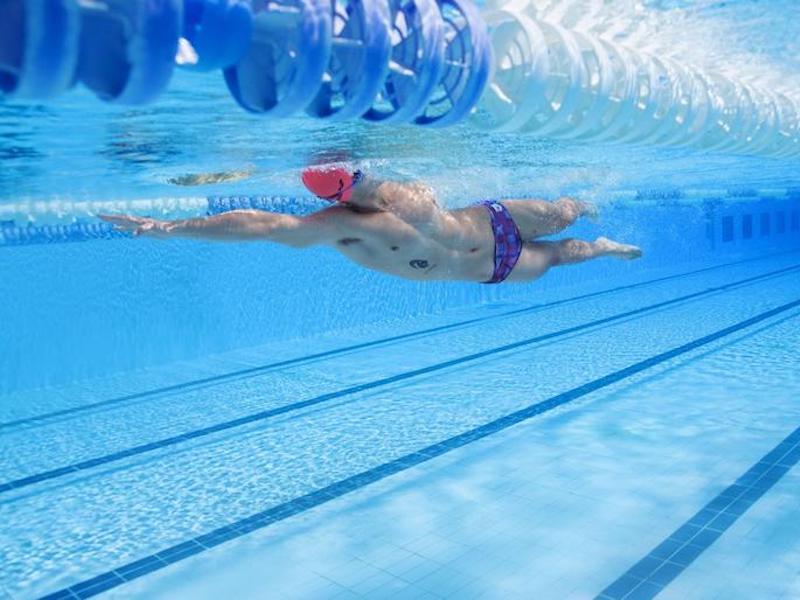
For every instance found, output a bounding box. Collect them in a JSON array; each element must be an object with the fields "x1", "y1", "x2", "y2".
[
  {"x1": 596, "y1": 236, "x2": 642, "y2": 260},
  {"x1": 558, "y1": 197, "x2": 599, "y2": 222}
]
